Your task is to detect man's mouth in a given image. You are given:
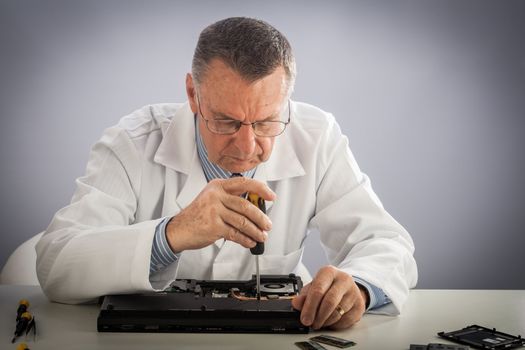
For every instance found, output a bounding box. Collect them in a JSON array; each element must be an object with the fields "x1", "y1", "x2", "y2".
[{"x1": 228, "y1": 156, "x2": 253, "y2": 162}]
